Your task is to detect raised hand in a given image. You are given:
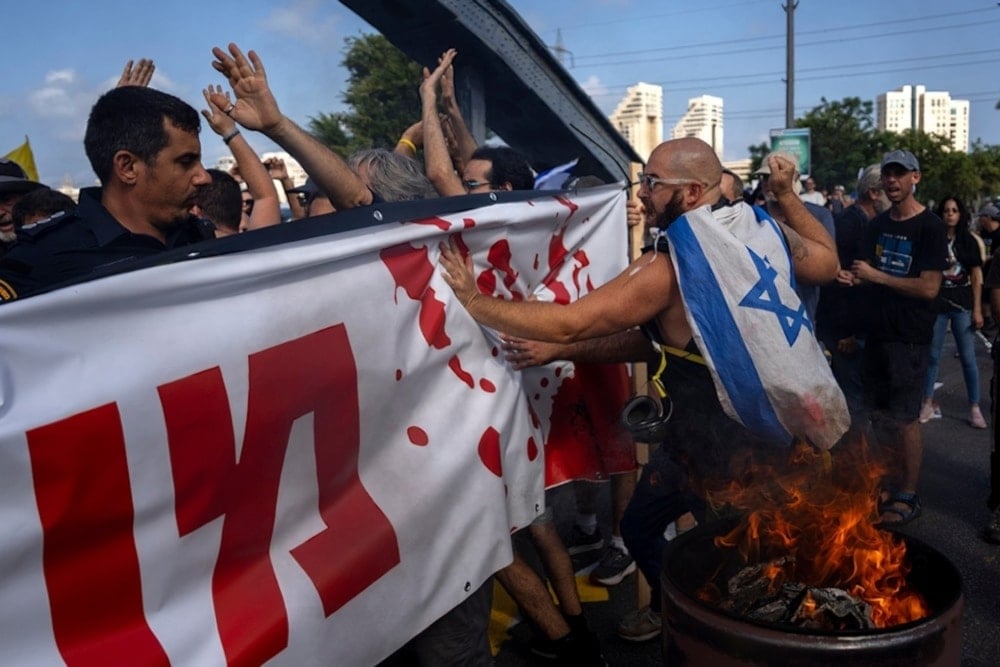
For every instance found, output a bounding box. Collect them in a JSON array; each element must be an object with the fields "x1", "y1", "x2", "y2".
[
  {"x1": 210, "y1": 43, "x2": 283, "y2": 132},
  {"x1": 200, "y1": 85, "x2": 237, "y2": 137},
  {"x1": 117, "y1": 58, "x2": 155, "y2": 88}
]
